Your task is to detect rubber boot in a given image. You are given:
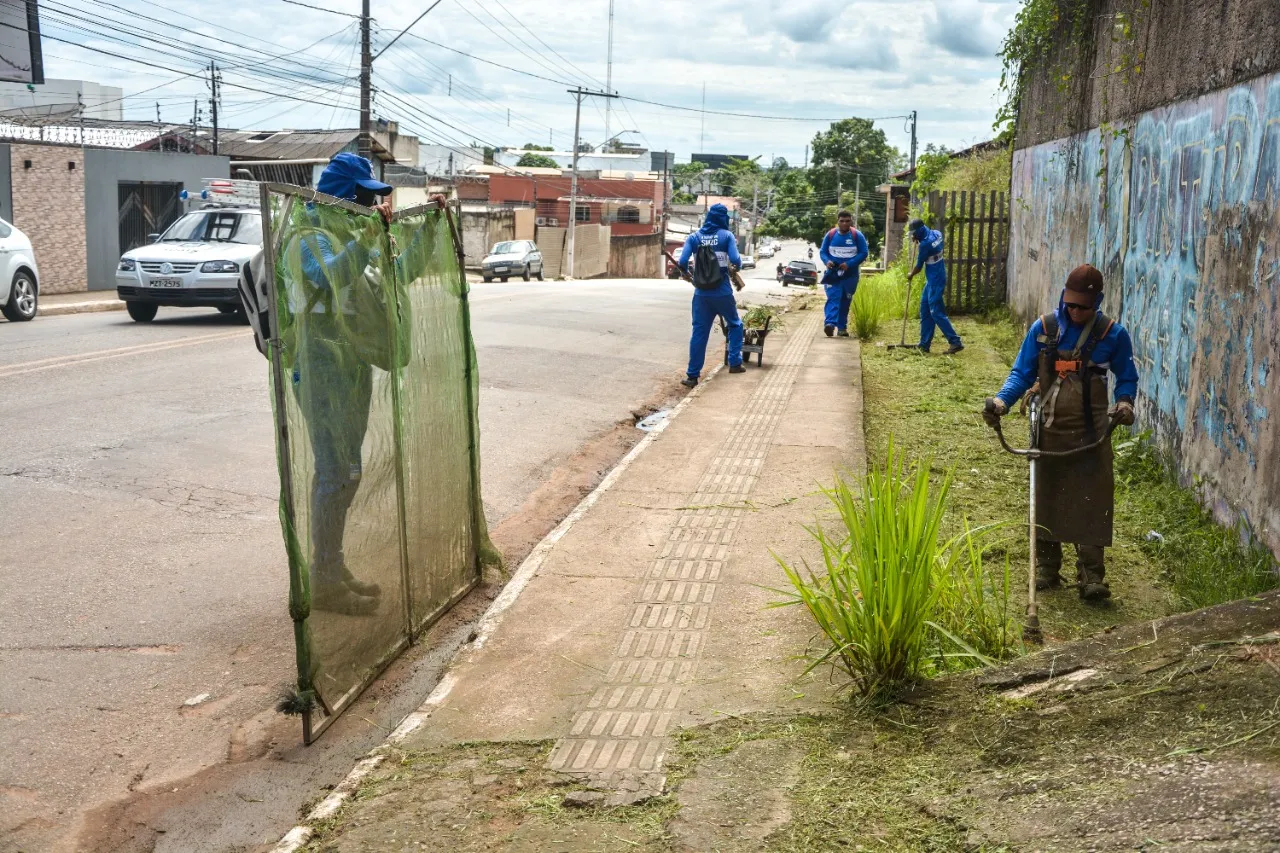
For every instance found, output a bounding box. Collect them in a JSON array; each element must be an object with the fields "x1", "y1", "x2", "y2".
[
  {"x1": 313, "y1": 584, "x2": 379, "y2": 616},
  {"x1": 1035, "y1": 539, "x2": 1064, "y2": 590},
  {"x1": 343, "y1": 565, "x2": 382, "y2": 598},
  {"x1": 1077, "y1": 545, "x2": 1111, "y2": 601},
  {"x1": 681, "y1": 376, "x2": 698, "y2": 388}
]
